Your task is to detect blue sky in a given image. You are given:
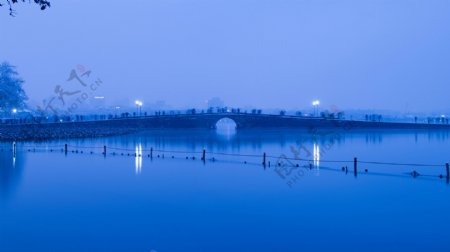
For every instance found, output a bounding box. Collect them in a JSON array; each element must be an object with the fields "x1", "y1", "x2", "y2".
[{"x1": 1, "y1": 0, "x2": 450, "y2": 112}]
